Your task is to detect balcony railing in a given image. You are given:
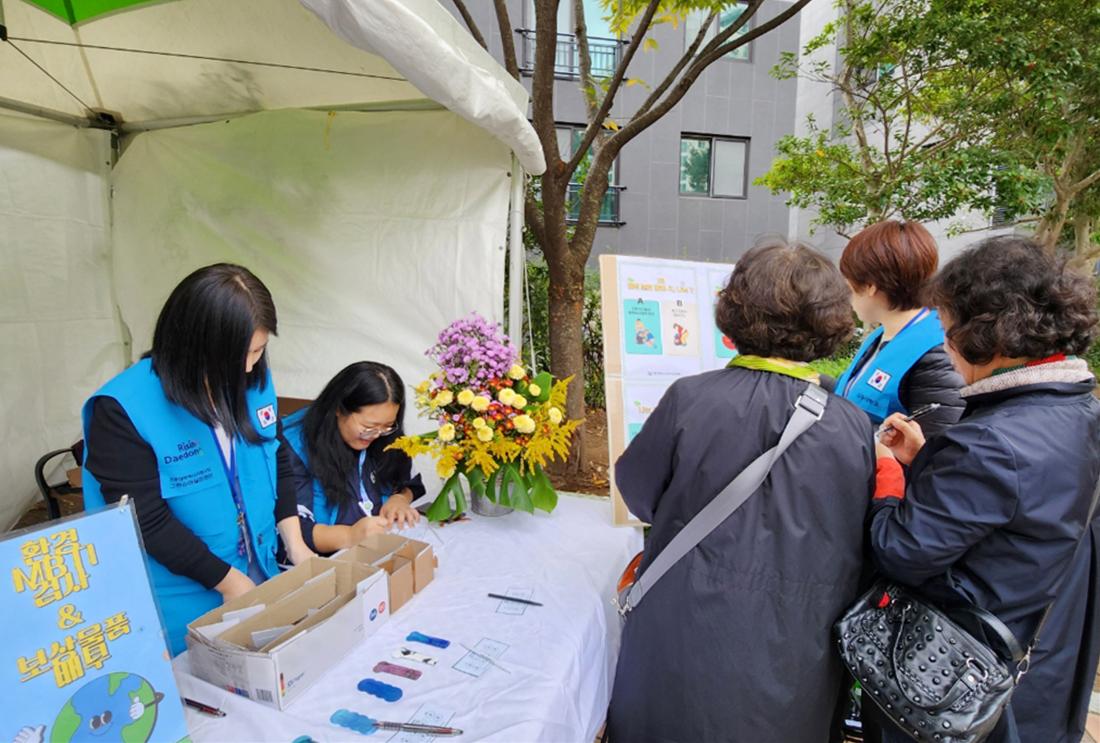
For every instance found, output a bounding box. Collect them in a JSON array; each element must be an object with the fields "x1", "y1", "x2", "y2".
[
  {"x1": 518, "y1": 30, "x2": 624, "y2": 79},
  {"x1": 566, "y1": 183, "x2": 625, "y2": 225}
]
